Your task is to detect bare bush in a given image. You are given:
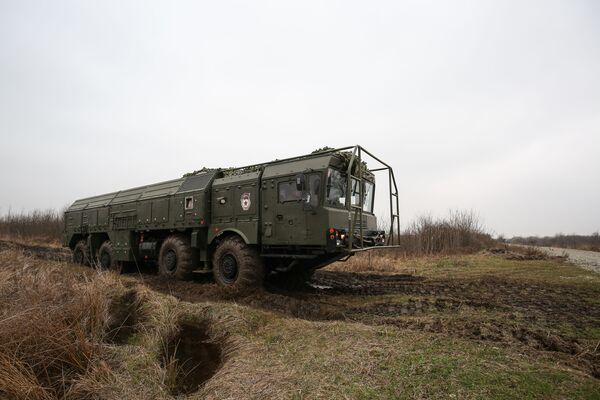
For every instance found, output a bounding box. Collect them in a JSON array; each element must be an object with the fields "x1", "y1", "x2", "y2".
[
  {"x1": 0, "y1": 209, "x2": 64, "y2": 241},
  {"x1": 397, "y1": 210, "x2": 493, "y2": 256}
]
